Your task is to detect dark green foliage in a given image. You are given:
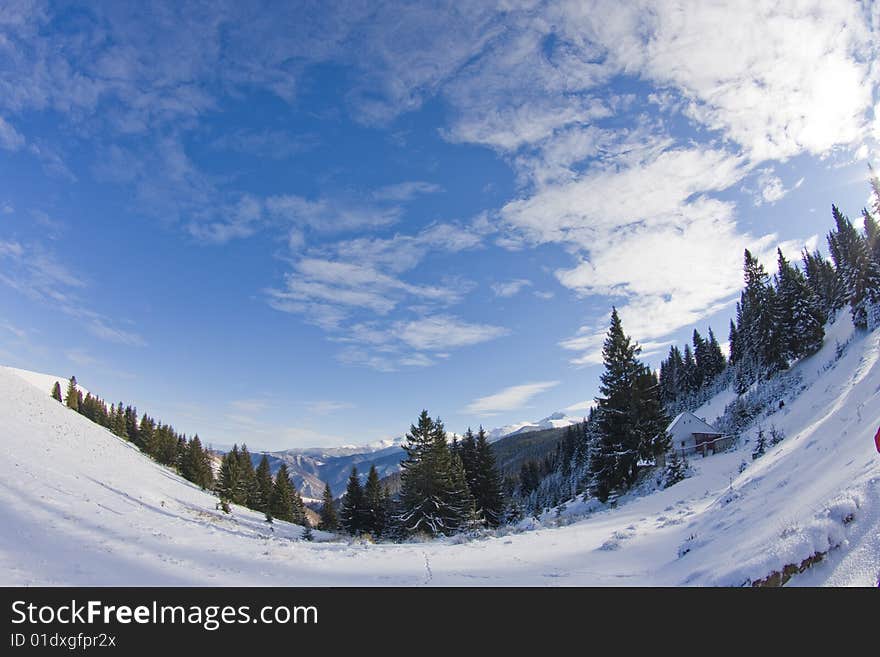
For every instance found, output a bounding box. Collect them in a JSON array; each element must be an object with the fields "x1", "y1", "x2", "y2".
[
  {"x1": 318, "y1": 482, "x2": 338, "y2": 531},
  {"x1": 752, "y1": 428, "x2": 767, "y2": 460},
  {"x1": 181, "y1": 434, "x2": 214, "y2": 489},
  {"x1": 51, "y1": 381, "x2": 62, "y2": 402},
  {"x1": 397, "y1": 410, "x2": 473, "y2": 536},
  {"x1": 828, "y1": 204, "x2": 880, "y2": 330},
  {"x1": 64, "y1": 376, "x2": 79, "y2": 412},
  {"x1": 237, "y1": 444, "x2": 260, "y2": 509},
  {"x1": 734, "y1": 249, "x2": 788, "y2": 393},
  {"x1": 471, "y1": 427, "x2": 505, "y2": 527},
  {"x1": 802, "y1": 248, "x2": 845, "y2": 317},
  {"x1": 589, "y1": 309, "x2": 669, "y2": 502},
  {"x1": 254, "y1": 455, "x2": 274, "y2": 513},
  {"x1": 216, "y1": 445, "x2": 242, "y2": 503},
  {"x1": 269, "y1": 463, "x2": 296, "y2": 522},
  {"x1": 363, "y1": 465, "x2": 388, "y2": 537},
  {"x1": 775, "y1": 248, "x2": 825, "y2": 359},
  {"x1": 340, "y1": 467, "x2": 367, "y2": 535},
  {"x1": 664, "y1": 451, "x2": 687, "y2": 488}
]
